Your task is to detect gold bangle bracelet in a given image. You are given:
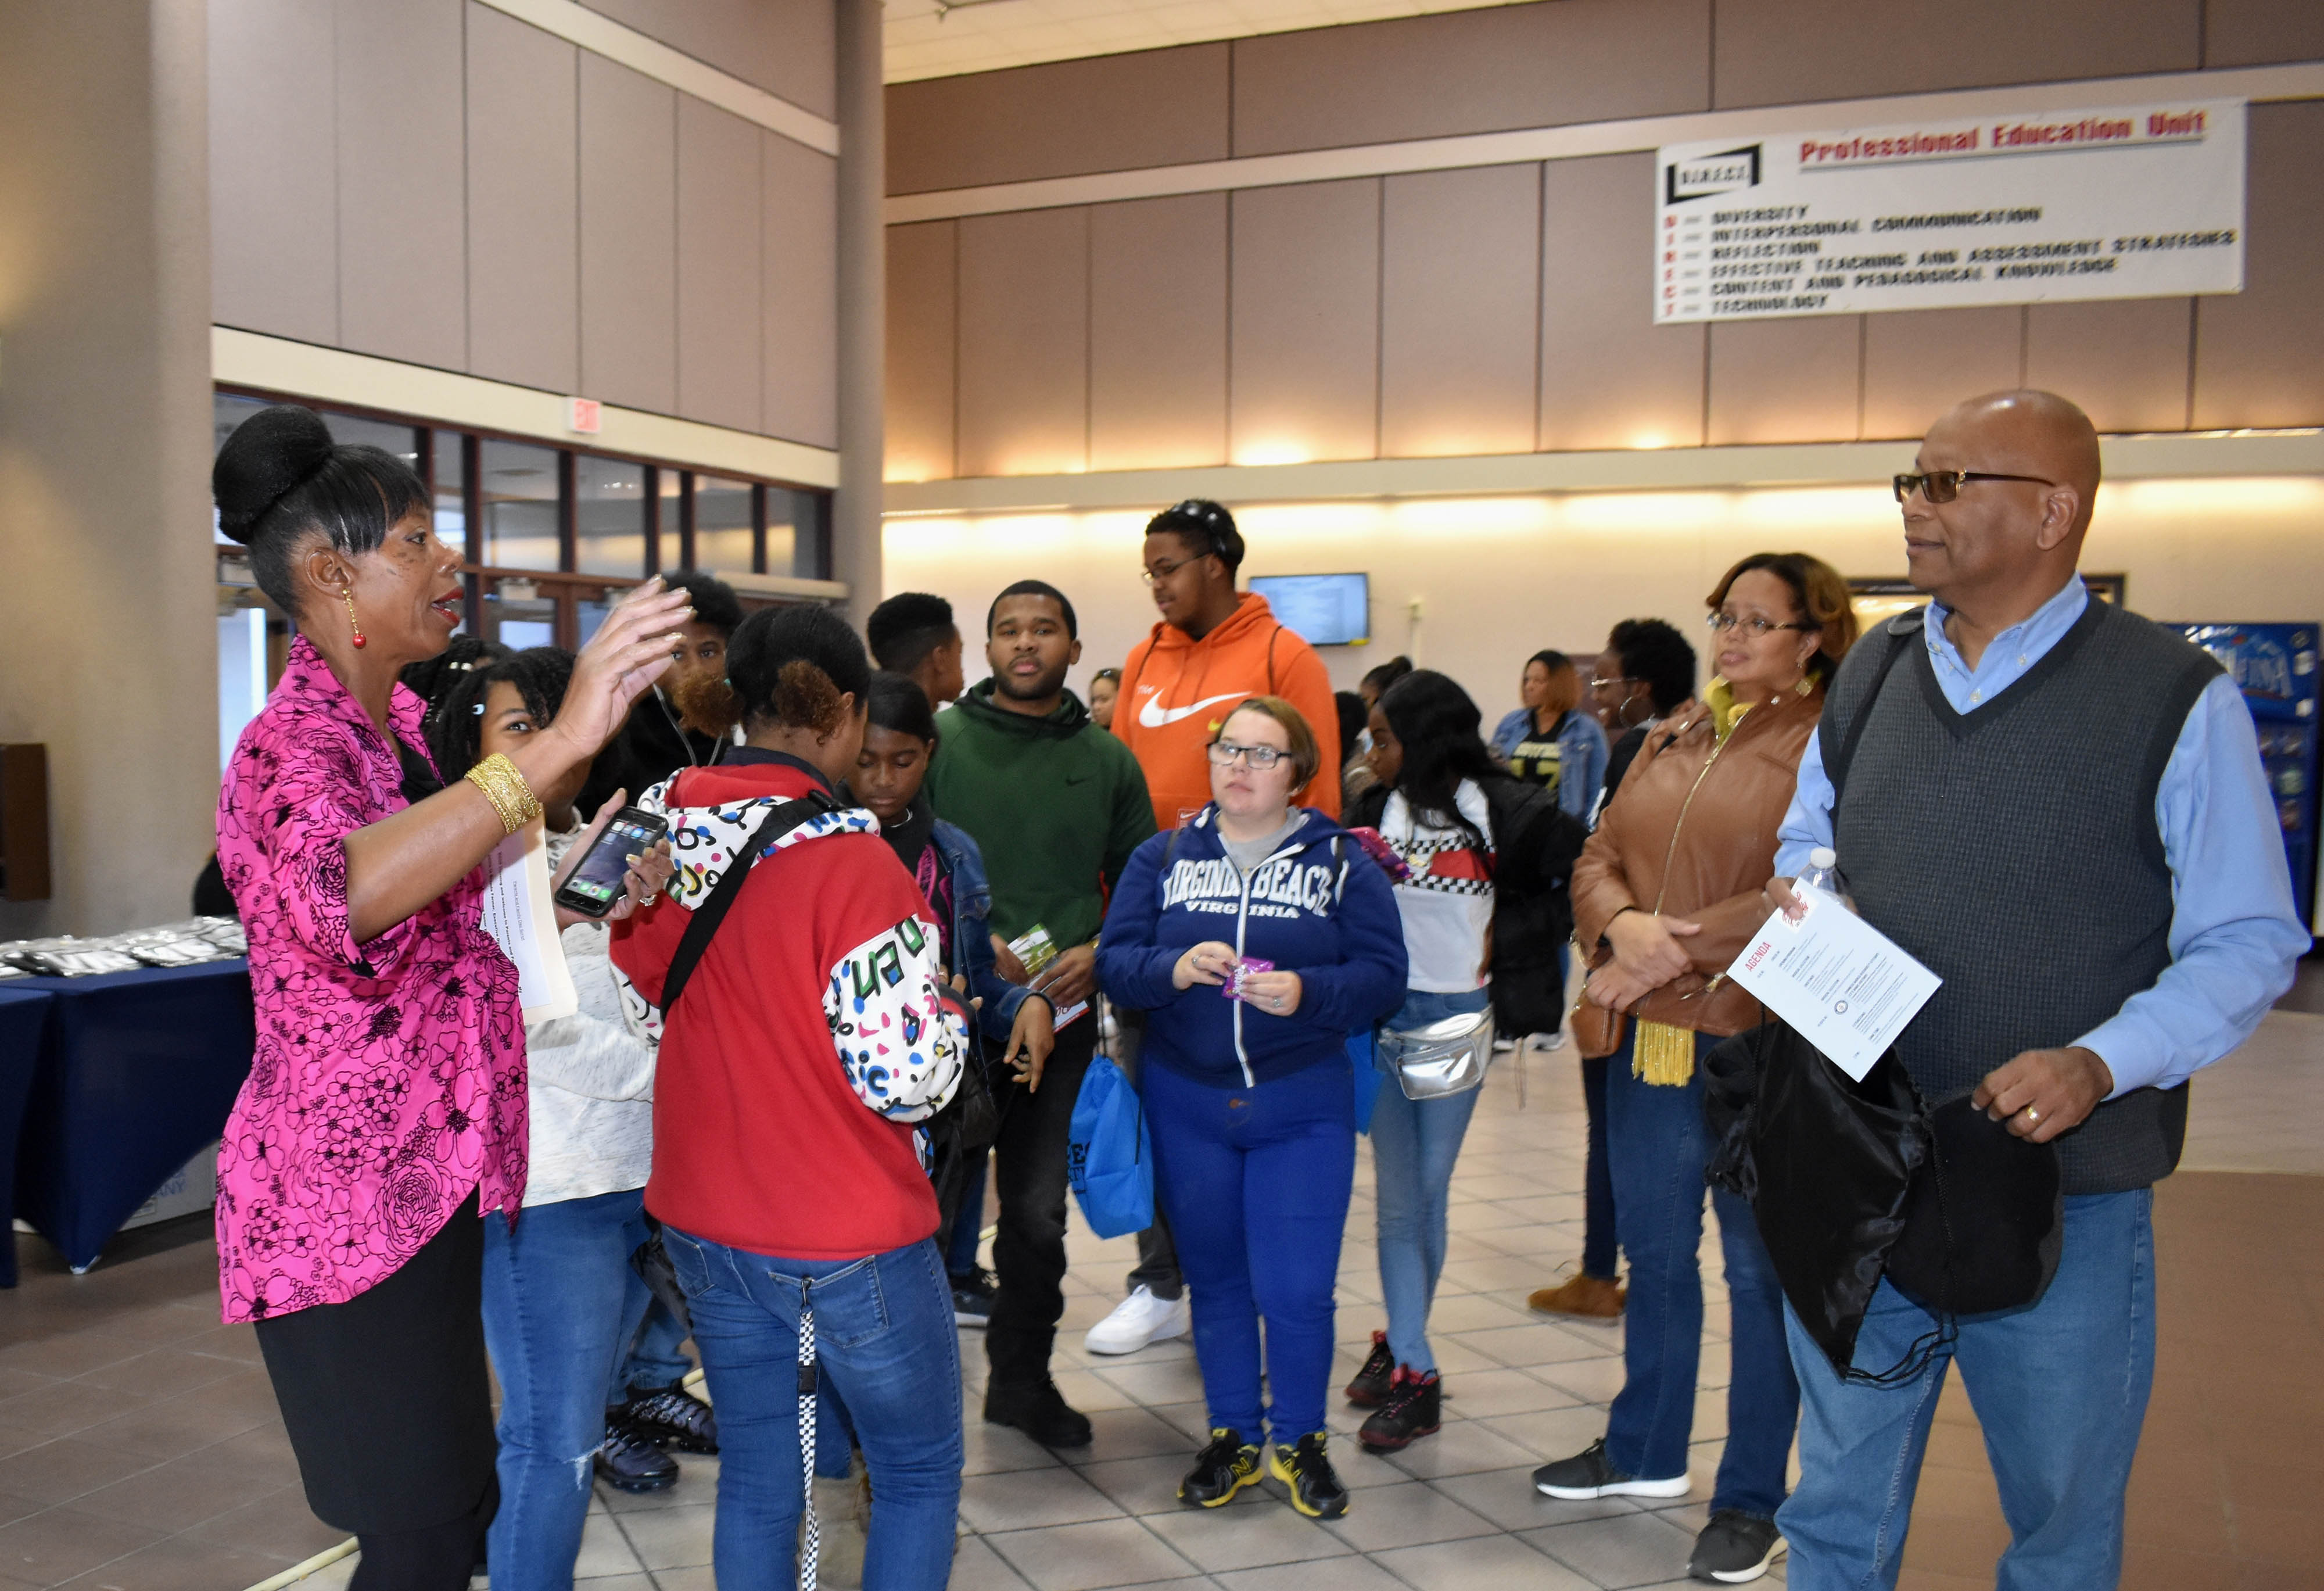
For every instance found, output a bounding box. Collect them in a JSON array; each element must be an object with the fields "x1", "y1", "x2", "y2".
[{"x1": 465, "y1": 752, "x2": 542, "y2": 836}]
